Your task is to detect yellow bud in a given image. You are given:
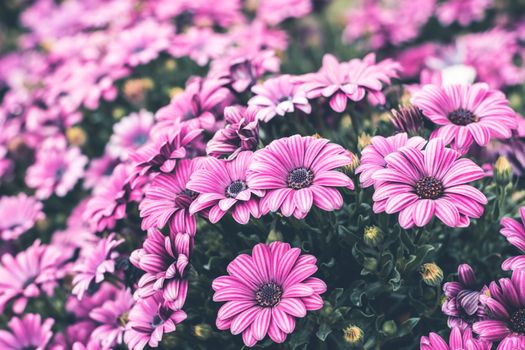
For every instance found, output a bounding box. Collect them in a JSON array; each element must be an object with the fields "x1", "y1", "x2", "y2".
[
  {"x1": 124, "y1": 78, "x2": 154, "y2": 106},
  {"x1": 169, "y1": 87, "x2": 185, "y2": 99},
  {"x1": 343, "y1": 325, "x2": 364, "y2": 345},
  {"x1": 494, "y1": 156, "x2": 512, "y2": 185},
  {"x1": 112, "y1": 107, "x2": 126, "y2": 120},
  {"x1": 194, "y1": 323, "x2": 212, "y2": 340},
  {"x1": 340, "y1": 114, "x2": 352, "y2": 129},
  {"x1": 164, "y1": 59, "x2": 177, "y2": 71},
  {"x1": 363, "y1": 226, "x2": 383, "y2": 247},
  {"x1": 358, "y1": 133, "x2": 372, "y2": 151},
  {"x1": 343, "y1": 152, "x2": 359, "y2": 174},
  {"x1": 66, "y1": 126, "x2": 87, "y2": 146},
  {"x1": 420, "y1": 263, "x2": 444, "y2": 287},
  {"x1": 266, "y1": 229, "x2": 283, "y2": 243}
]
